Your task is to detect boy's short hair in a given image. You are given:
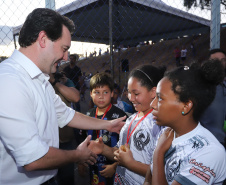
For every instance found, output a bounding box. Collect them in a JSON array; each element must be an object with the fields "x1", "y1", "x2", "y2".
[{"x1": 90, "y1": 72, "x2": 114, "y2": 92}]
